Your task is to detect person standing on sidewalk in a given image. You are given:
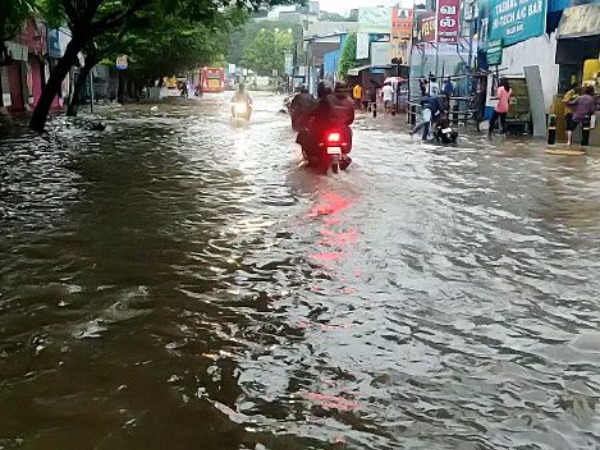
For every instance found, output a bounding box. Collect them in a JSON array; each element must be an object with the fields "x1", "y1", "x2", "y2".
[
  {"x1": 562, "y1": 84, "x2": 579, "y2": 146},
  {"x1": 488, "y1": 78, "x2": 512, "y2": 138},
  {"x1": 352, "y1": 83, "x2": 363, "y2": 109},
  {"x1": 567, "y1": 85, "x2": 597, "y2": 141},
  {"x1": 443, "y1": 76, "x2": 454, "y2": 112},
  {"x1": 381, "y1": 82, "x2": 394, "y2": 114}
]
